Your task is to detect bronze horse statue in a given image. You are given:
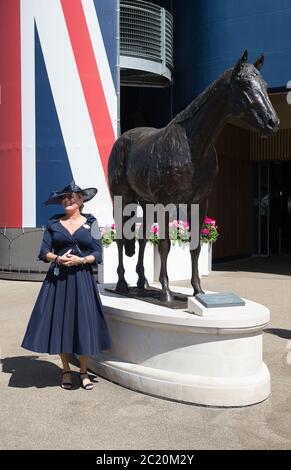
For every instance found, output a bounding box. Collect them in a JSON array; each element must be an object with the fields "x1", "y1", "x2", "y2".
[{"x1": 108, "y1": 50, "x2": 279, "y2": 302}]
